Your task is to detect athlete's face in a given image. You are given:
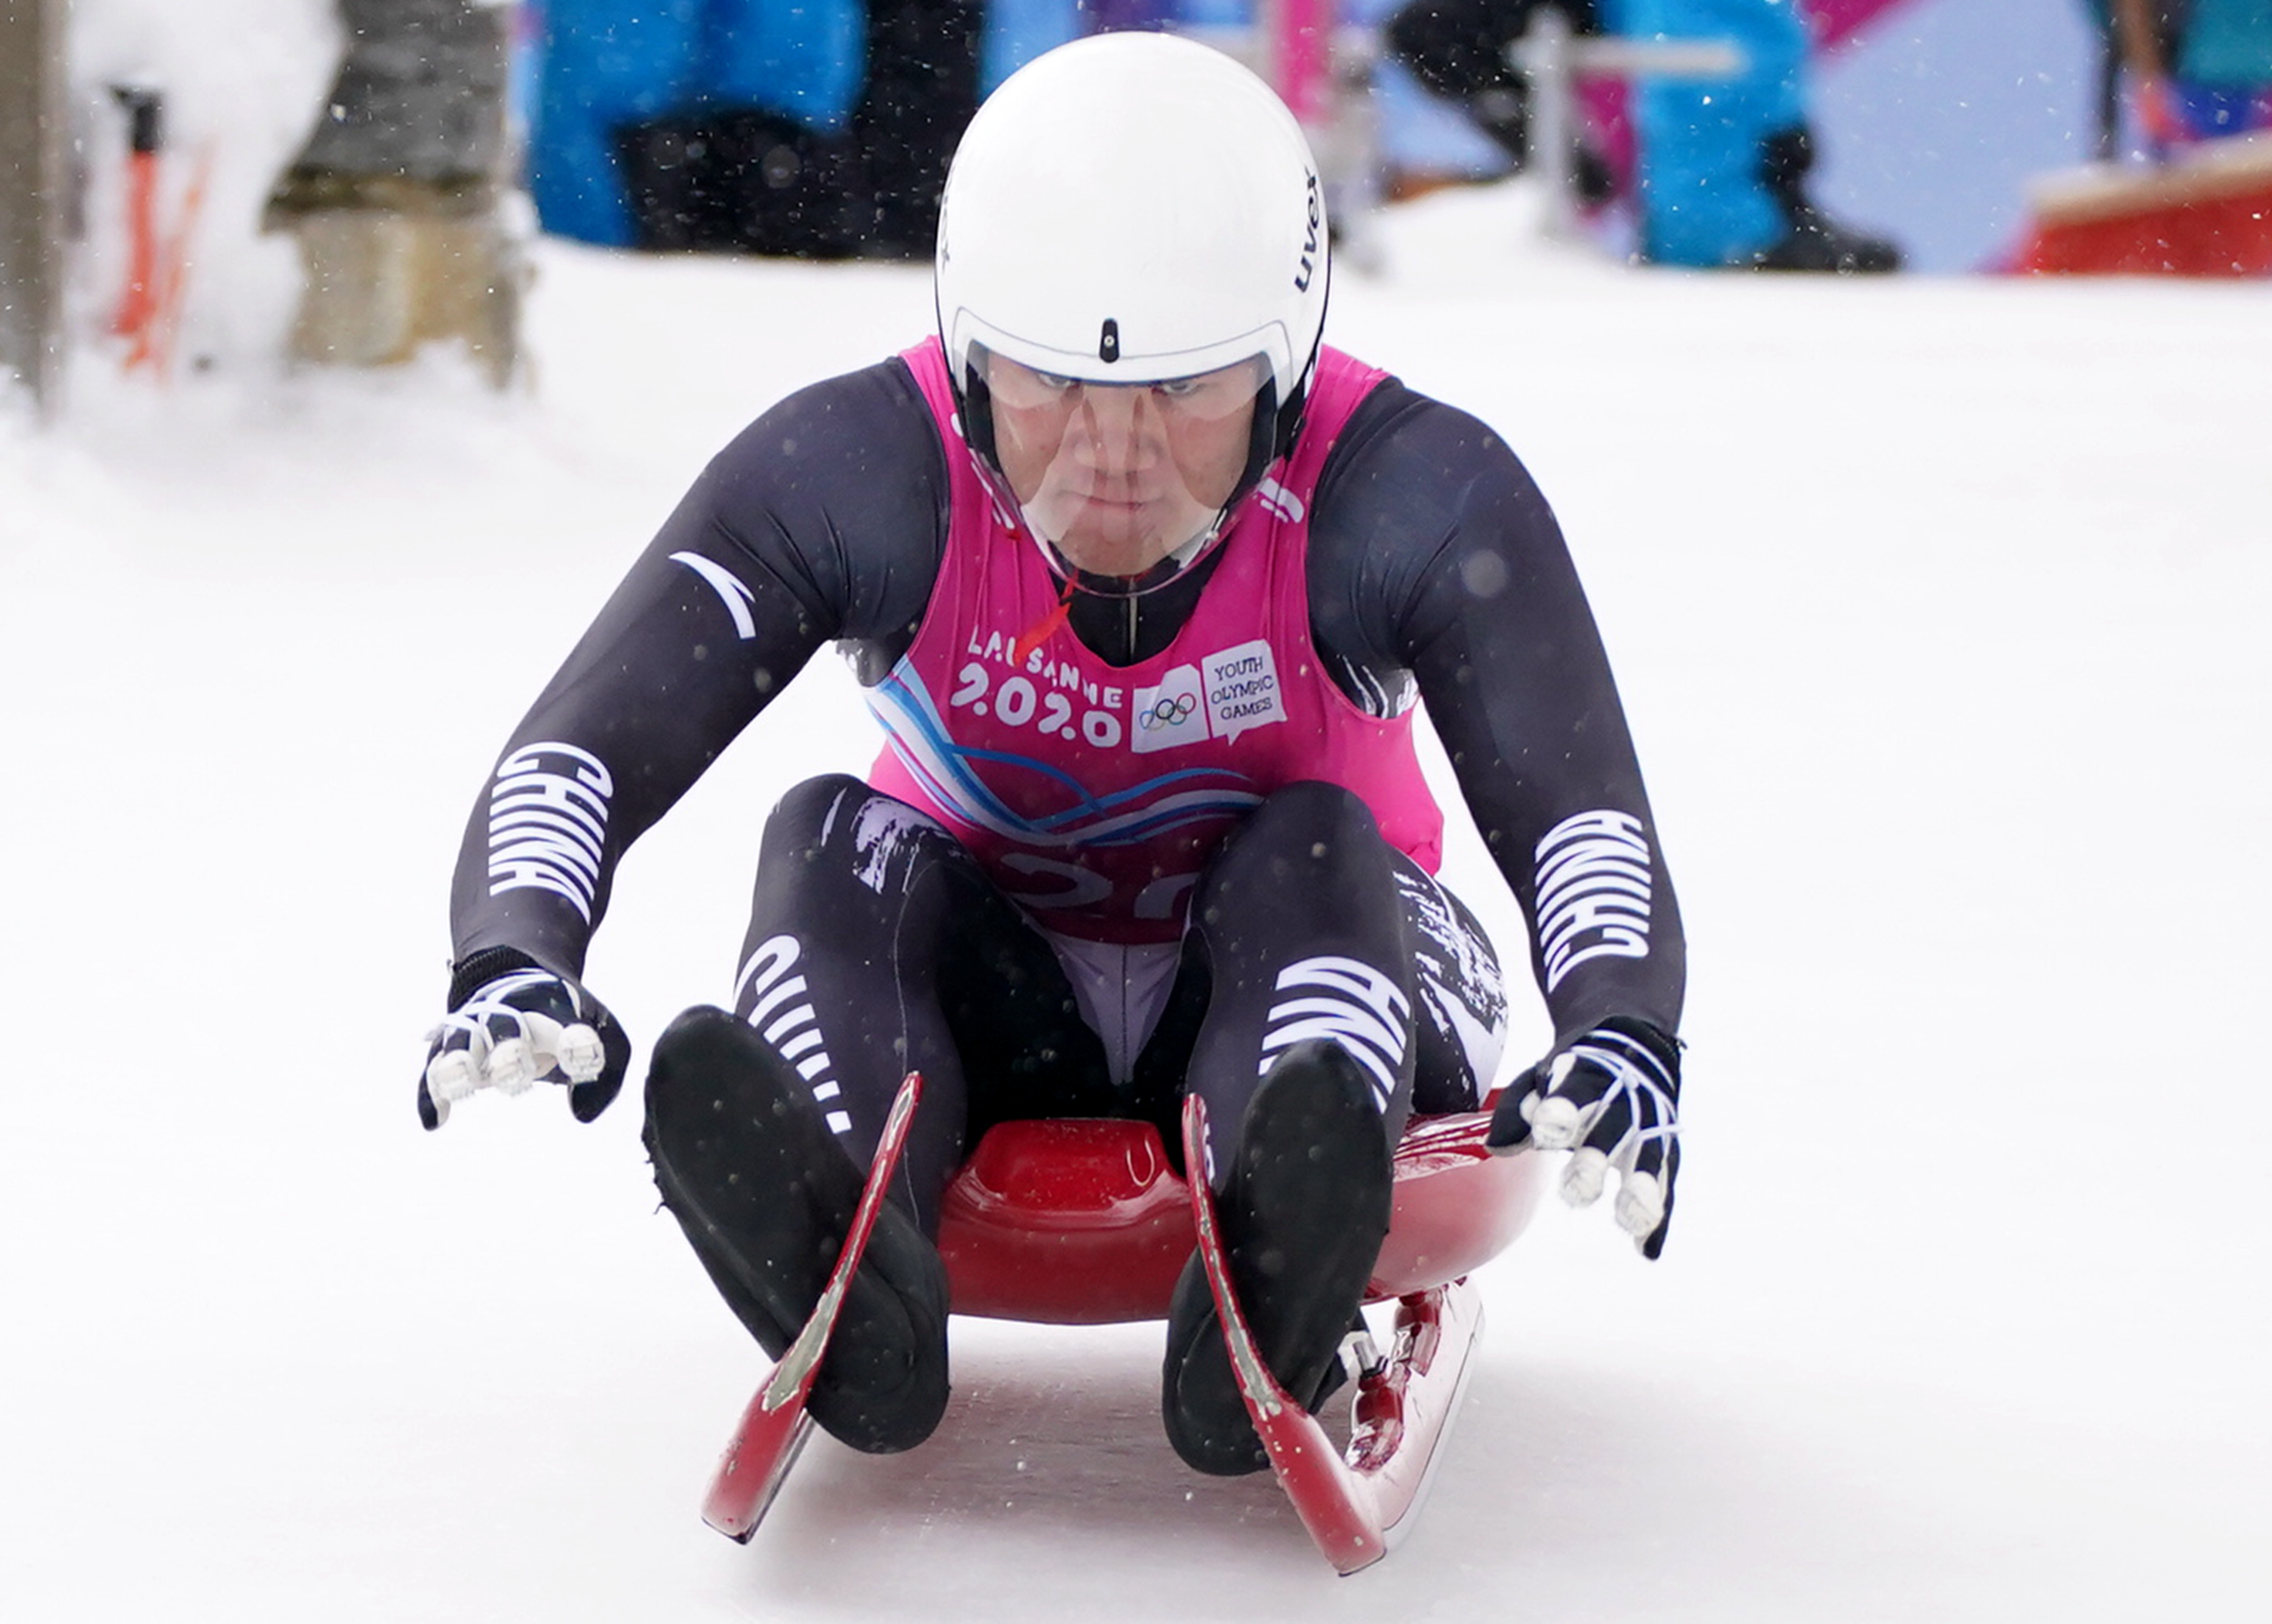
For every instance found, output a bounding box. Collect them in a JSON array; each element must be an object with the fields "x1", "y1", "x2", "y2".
[{"x1": 986, "y1": 353, "x2": 1265, "y2": 579}]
